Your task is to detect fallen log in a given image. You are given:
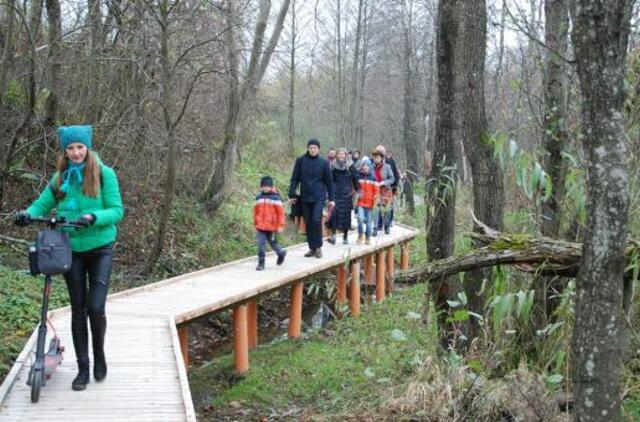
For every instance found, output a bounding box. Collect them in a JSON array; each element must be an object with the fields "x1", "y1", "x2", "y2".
[{"x1": 396, "y1": 213, "x2": 639, "y2": 285}]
